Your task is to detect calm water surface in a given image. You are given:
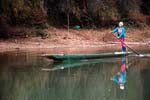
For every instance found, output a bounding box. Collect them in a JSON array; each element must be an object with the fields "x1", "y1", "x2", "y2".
[{"x1": 0, "y1": 51, "x2": 150, "y2": 100}]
